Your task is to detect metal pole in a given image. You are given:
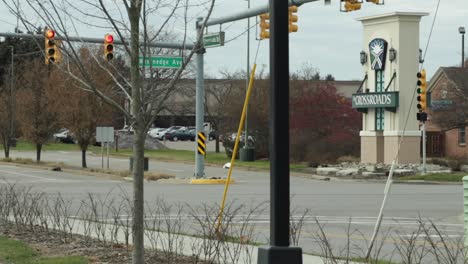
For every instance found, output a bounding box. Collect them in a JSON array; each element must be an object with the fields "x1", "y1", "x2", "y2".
[
  {"x1": 202, "y1": 0, "x2": 318, "y2": 27},
  {"x1": 244, "y1": 0, "x2": 250, "y2": 152},
  {"x1": 0, "y1": 32, "x2": 195, "y2": 50},
  {"x1": 9, "y1": 46, "x2": 15, "y2": 147},
  {"x1": 107, "y1": 142, "x2": 110, "y2": 169},
  {"x1": 463, "y1": 33, "x2": 465, "y2": 68},
  {"x1": 258, "y1": 0, "x2": 302, "y2": 262},
  {"x1": 269, "y1": 0, "x2": 290, "y2": 247},
  {"x1": 195, "y1": 17, "x2": 205, "y2": 178},
  {"x1": 422, "y1": 122, "x2": 427, "y2": 175},
  {"x1": 101, "y1": 143, "x2": 104, "y2": 169}
]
